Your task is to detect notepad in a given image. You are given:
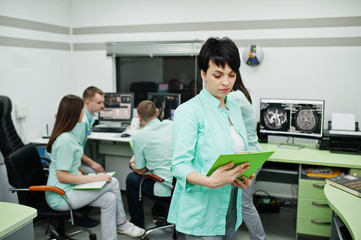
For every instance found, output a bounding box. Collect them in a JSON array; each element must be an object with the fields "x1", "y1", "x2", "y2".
[
  {"x1": 73, "y1": 172, "x2": 115, "y2": 190},
  {"x1": 206, "y1": 151, "x2": 275, "y2": 179}
]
